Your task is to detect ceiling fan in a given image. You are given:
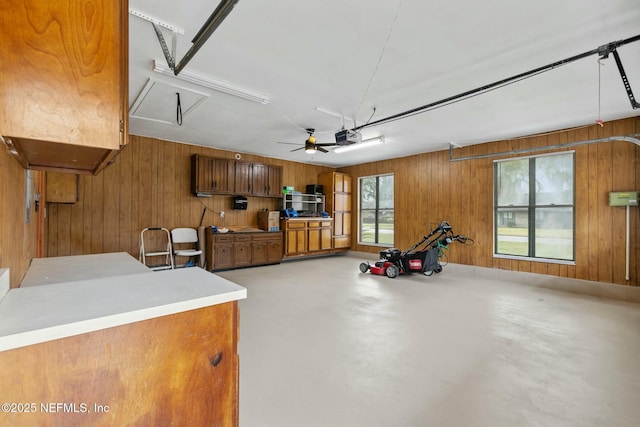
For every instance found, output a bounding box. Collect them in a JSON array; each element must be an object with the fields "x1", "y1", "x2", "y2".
[{"x1": 279, "y1": 128, "x2": 337, "y2": 154}]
